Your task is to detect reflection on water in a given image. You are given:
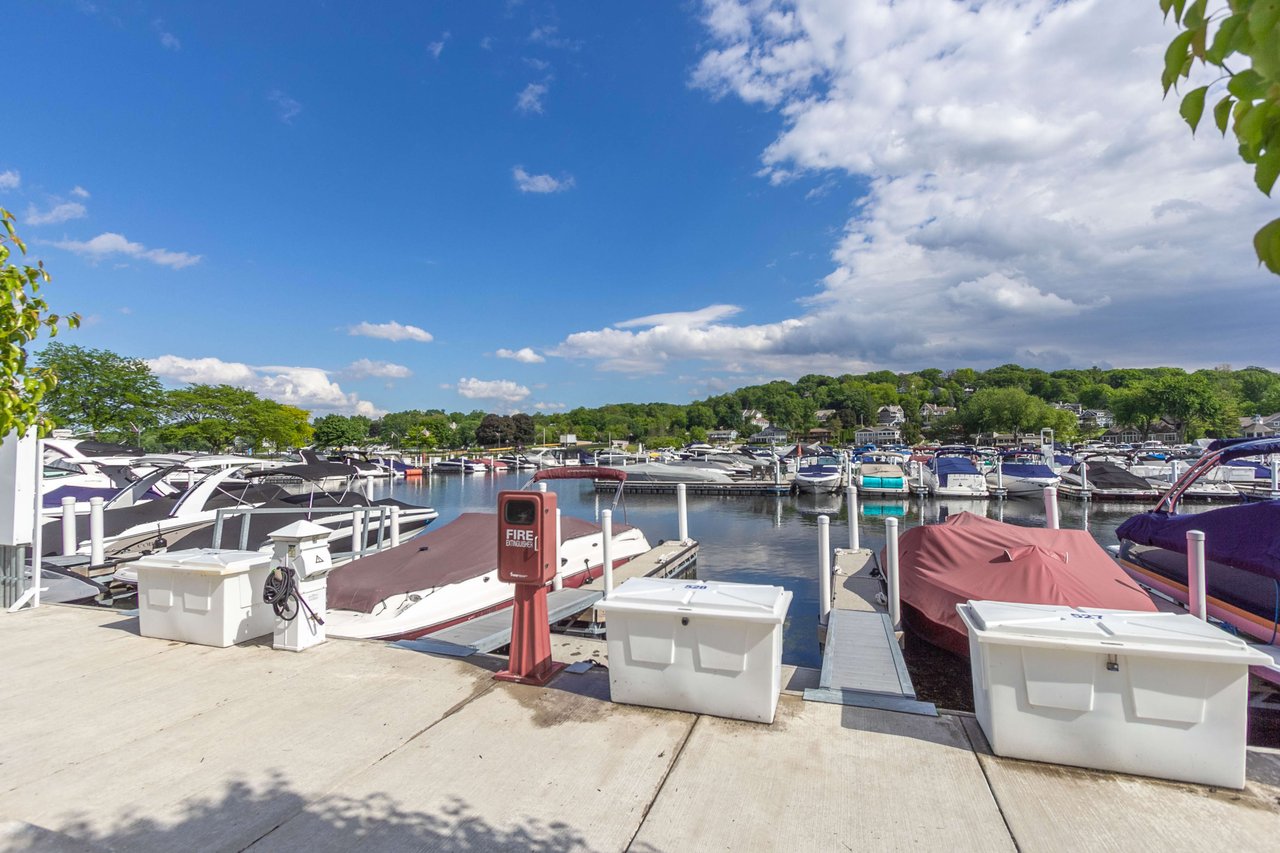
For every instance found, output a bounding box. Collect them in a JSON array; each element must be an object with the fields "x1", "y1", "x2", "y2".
[{"x1": 374, "y1": 474, "x2": 1217, "y2": 671}]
